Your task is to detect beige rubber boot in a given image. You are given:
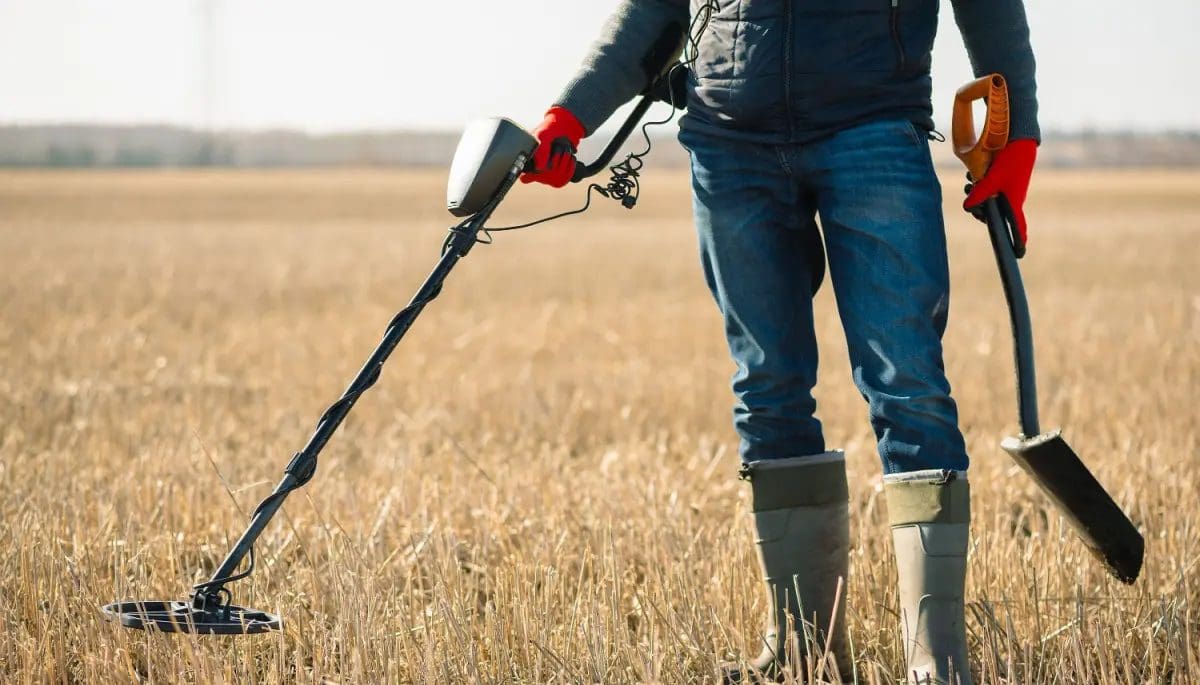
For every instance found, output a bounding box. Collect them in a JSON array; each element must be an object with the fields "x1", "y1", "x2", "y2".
[
  {"x1": 723, "y1": 452, "x2": 852, "y2": 683},
  {"x1": 884, "y1": 470, "x2": 972, "y2": 685}
]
